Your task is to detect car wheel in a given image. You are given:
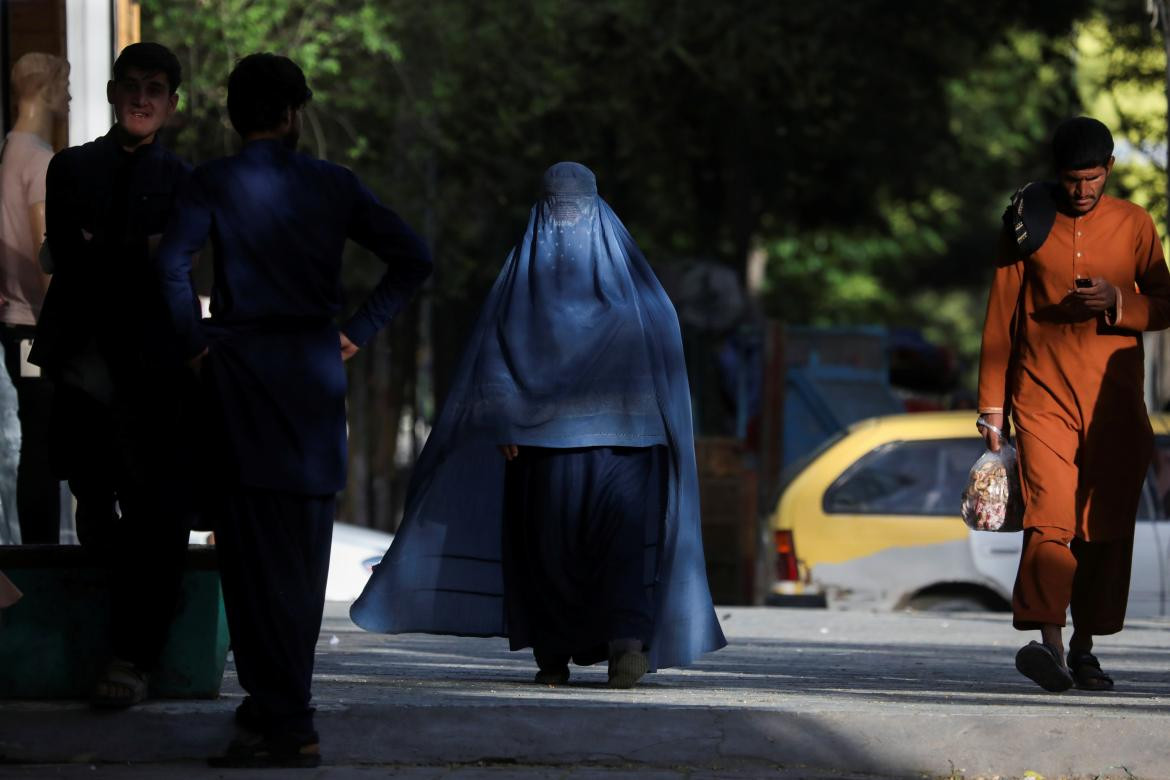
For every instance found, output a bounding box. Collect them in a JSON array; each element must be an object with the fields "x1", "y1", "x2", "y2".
[{"x1": 906, "y1": 593, "x2": 996, "y2": 613}]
